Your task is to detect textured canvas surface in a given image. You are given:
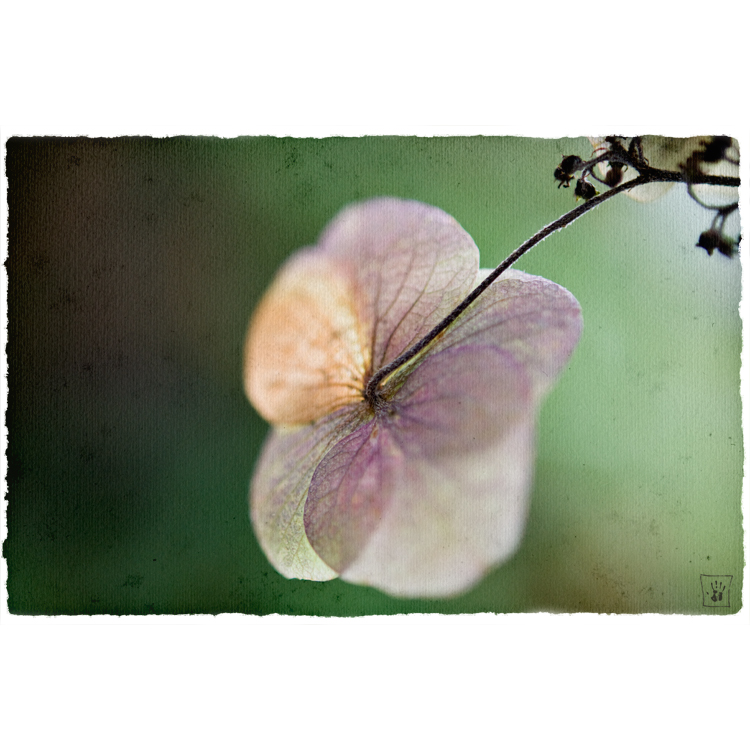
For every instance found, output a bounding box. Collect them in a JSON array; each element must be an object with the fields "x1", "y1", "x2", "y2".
[{"x1": 5, "y1": 136, "x2": 743, "y2": 614}]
